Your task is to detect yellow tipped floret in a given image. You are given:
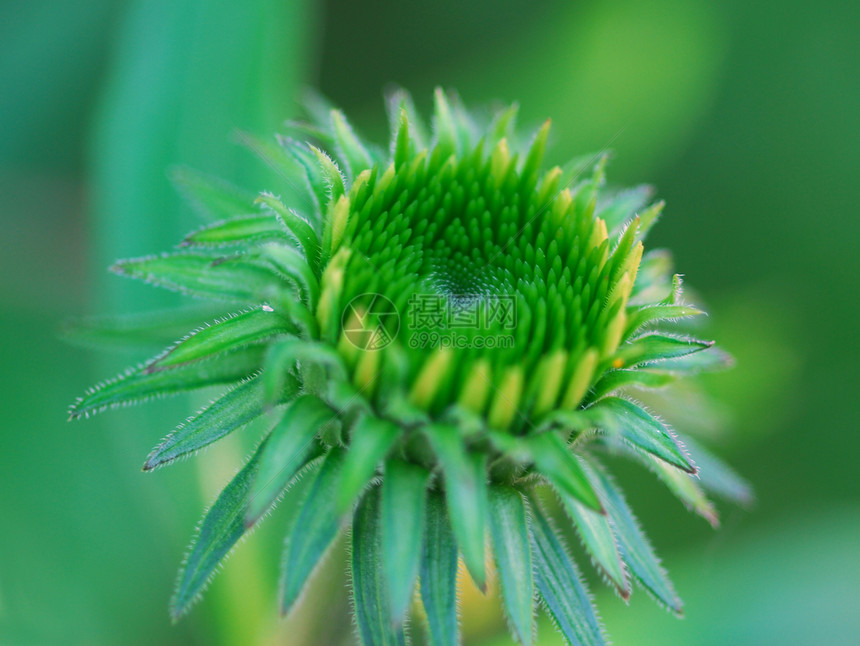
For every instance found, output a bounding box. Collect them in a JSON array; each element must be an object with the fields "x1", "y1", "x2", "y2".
[{"x1": 561, "y1": 348, "x2": 599, "y2": 409}]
